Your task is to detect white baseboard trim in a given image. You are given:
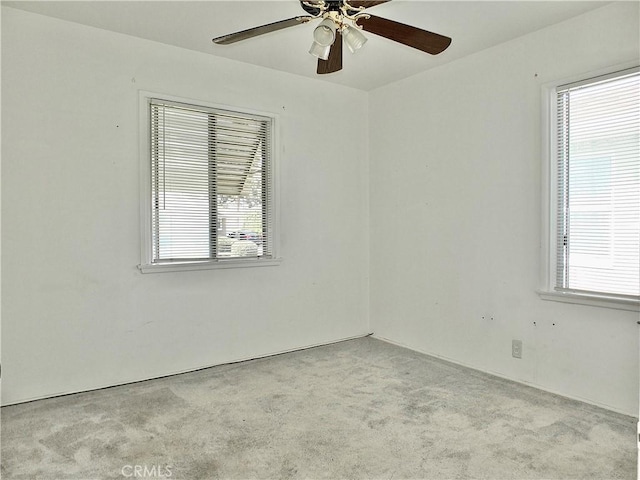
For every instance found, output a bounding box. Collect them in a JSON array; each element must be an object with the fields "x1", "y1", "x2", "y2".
[
  {"x1": 2, "y1": 332, "x2": 373, "y2": 407},
  {"x1": 372, "y1": 334, "x2": 637, "y2": 419}
]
